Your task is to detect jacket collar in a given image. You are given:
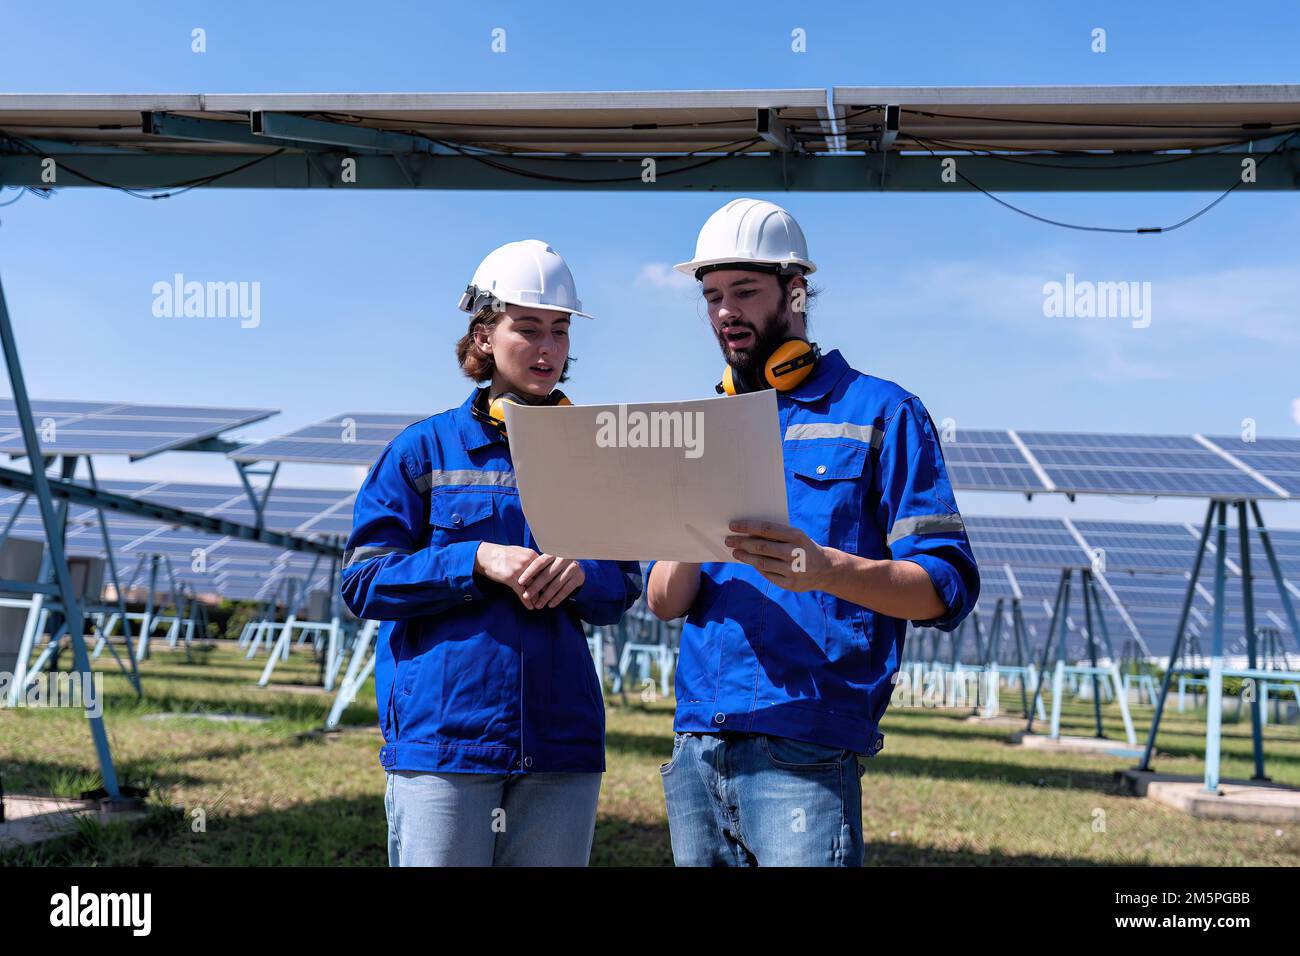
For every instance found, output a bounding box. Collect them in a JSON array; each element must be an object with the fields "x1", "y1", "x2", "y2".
[
  {"x1": 785, "y1": 348, "x2": 850, "y2": 404},
  {"x1": 456, "y1": 387, "x2": 506, "y2": 452}
]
